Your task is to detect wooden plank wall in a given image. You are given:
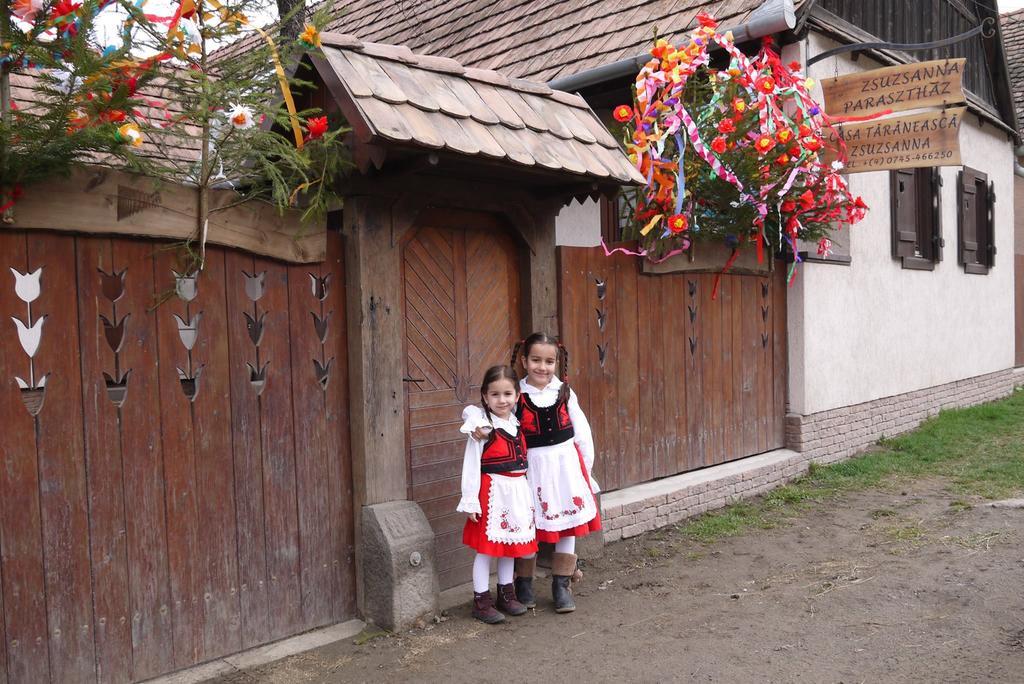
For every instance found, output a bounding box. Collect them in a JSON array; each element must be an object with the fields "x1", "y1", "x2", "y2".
[
  {"x1": 559, "y1": 246, "x2": 787, "y2": 492},
  {"x1": 0, "y1": 231, "x2": 355, "y2": 683}
]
